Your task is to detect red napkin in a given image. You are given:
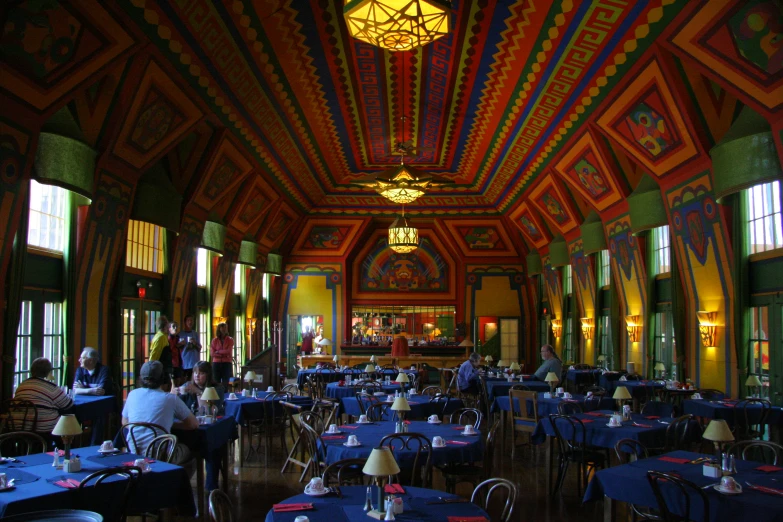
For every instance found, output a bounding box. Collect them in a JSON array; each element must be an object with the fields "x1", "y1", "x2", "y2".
[
  {"x1": 272, "y1": 503, "x2": 314, "y2": 512},
  {"x1": 632, "y1": 423, "x2": 653, "y2": 428},
  {"x1": 54, "y1": 479, "x2": 80, "y2": 489},
  {"x1": 658, "y1": 456, "x2": 690, "y2": 464},
  {"x1": 579, "y1": 419, "x2": 594, "y2": 424},
  {"x1": 46, "y1": 450, "x2": 65, "y2": 456},
  {"x1": 748, "y1": 484, "x2": 783, "y2": 497},
  {"x1": 447, "y1": 517, "x2": 489, "y2": 522},
  {"x1": 321, "y1": 435, "x2": 346, "y2": 440},
  {"x1": 644, "y1": 416, "x2": 660, "y2": 420},
  {"x1": 447, "y1": 440, "x2": 470, "y2": 445},
  {"x1": 756, "y1": 465, "x2": 782, "y2": 473},
  {"x1": 403, "y1": 420, "x2": 411, "y2": 425},
  {"x1": 391, "y1": 381, "x2": 400, "y2": 384},
  {"x1": 342, "y1": 425, "x2": 359, "y2": 430},
  {"x1": 585, "y1": 412, "x2": 604, "y2": 417},
  {"x1": 384, "y1": 483, "x2": 405, "y2": 494},
  {"x1": 453, "y1": 426, "x2": 470, "y2": 430}
]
